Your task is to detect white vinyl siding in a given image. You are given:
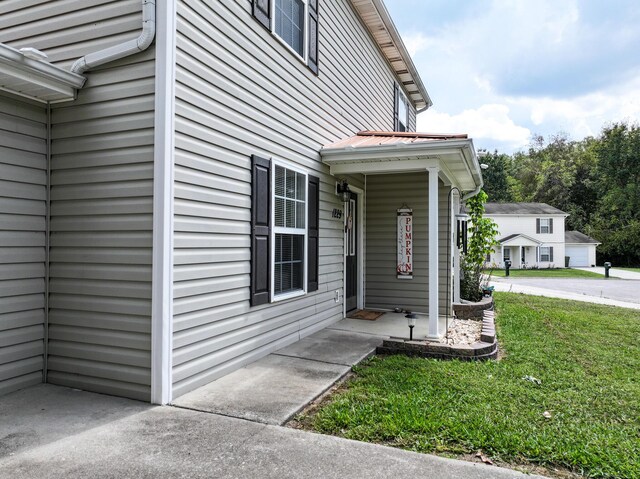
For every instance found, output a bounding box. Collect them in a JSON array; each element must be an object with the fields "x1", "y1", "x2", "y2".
[
  {"x1": 0, "y1": 93, "x2": 47, "y2": 396},
  {"x1": 171, "y1": 0, "x2": 403, "y2": 398},
  {"x1": 1, "y1": 0, "x2": 154, "y2": 401}
]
